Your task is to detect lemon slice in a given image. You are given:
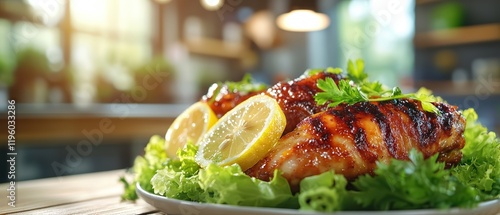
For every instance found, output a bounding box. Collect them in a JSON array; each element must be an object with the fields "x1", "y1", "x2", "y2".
[
  {"x1": 165, "y1": 102, "x2": 218, "y2": 159},
  {"x1": 195, "y1": 94, "x2": 286, "y2": 171}
]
